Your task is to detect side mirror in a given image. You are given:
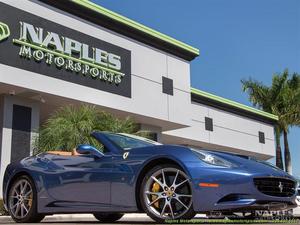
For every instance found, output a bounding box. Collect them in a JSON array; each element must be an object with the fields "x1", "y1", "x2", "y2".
[{"x1": 76, "y1": 144, "x2": 104, "y2": 158}]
